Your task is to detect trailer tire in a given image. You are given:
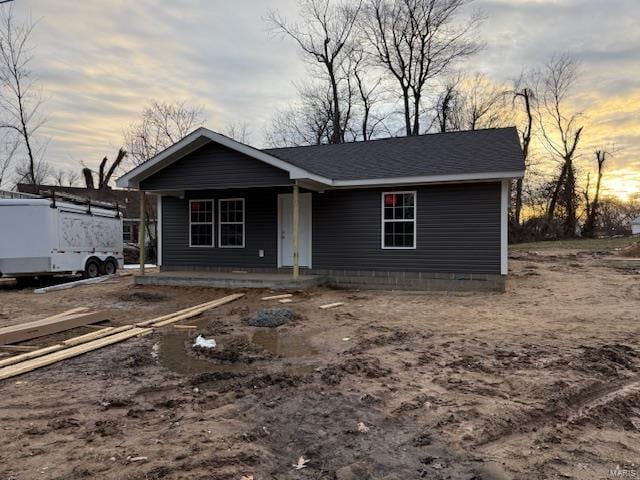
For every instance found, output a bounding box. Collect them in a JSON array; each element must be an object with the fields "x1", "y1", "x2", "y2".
[
  {"x1": 102, "y1": 258, "x2": 118, "y2": 276},
  {"x1": 84, "y1": 258, "x2": 101, "y2": 279}
]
